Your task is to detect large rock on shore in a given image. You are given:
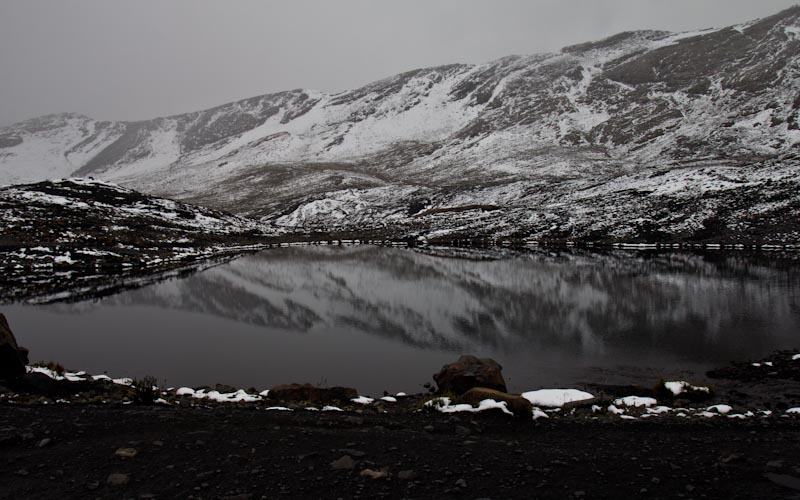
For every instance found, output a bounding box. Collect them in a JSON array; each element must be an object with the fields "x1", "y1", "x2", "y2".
[
  {"x1": 460, "y1": 387, "x2": 533, "y2": 418},
  {"x1": 433, "y1": 355, "x2": 507, "y2": 395},
  {"x1": 268, "y1": 383, "x2": 358, "y2": 404},
  {"x1": 0, "y1": 314, "x2": 28, "y2": 380}
]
